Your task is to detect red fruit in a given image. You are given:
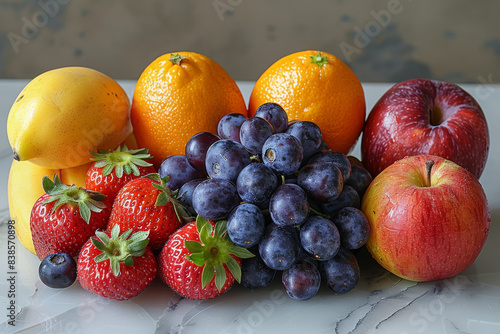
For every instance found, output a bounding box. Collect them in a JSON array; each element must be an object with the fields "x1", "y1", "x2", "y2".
[
  {"x1": 158, "y1": 216, "x2": 254, "y2": 300},
  {"x1": 107, "y1": 173, "x2": 189, "y2": 250},
  {"x1": 31, "y1": 175, "x2": 111, "y2": 260},
  {"x1": 78, "y1": 225, "x2": 157, "y2": 300},
  {"x1": 86, "y1": 145, "x2": 156, "y2": 203}
]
